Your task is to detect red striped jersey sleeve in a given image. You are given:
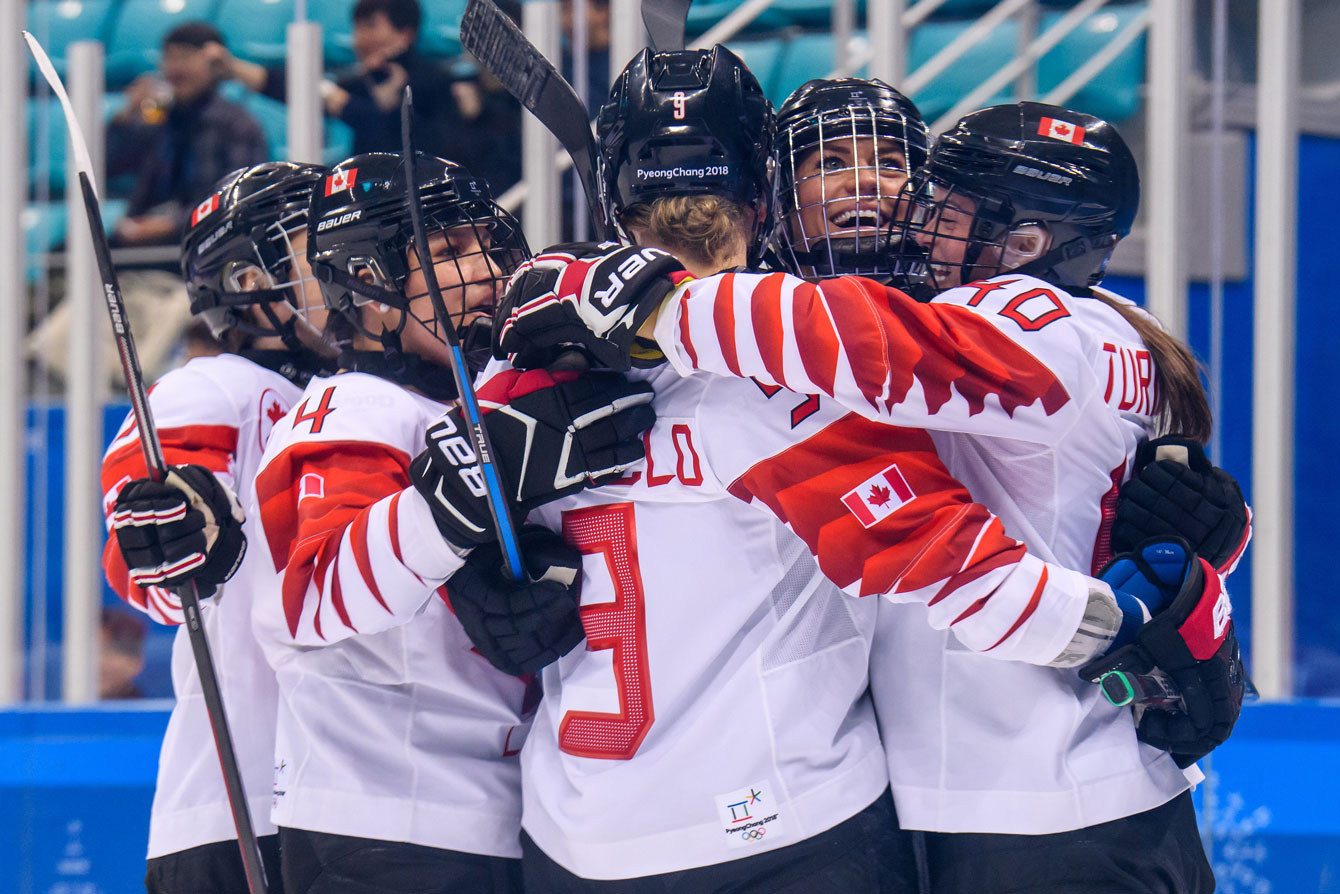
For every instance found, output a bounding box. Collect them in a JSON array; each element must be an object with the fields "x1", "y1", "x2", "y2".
[
  {"x1": 253, "y1": 439, "x2": 464, "y2": 646},
  {"x1": 660, "y1": 271, "x2": 1077, "y2": 443},
  {"x1": 99, "y1": 423, "x2": 239, "y2": 626},
  {"x1": 728, "y1": 414, "x2": 1089, "y2": 664}
]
